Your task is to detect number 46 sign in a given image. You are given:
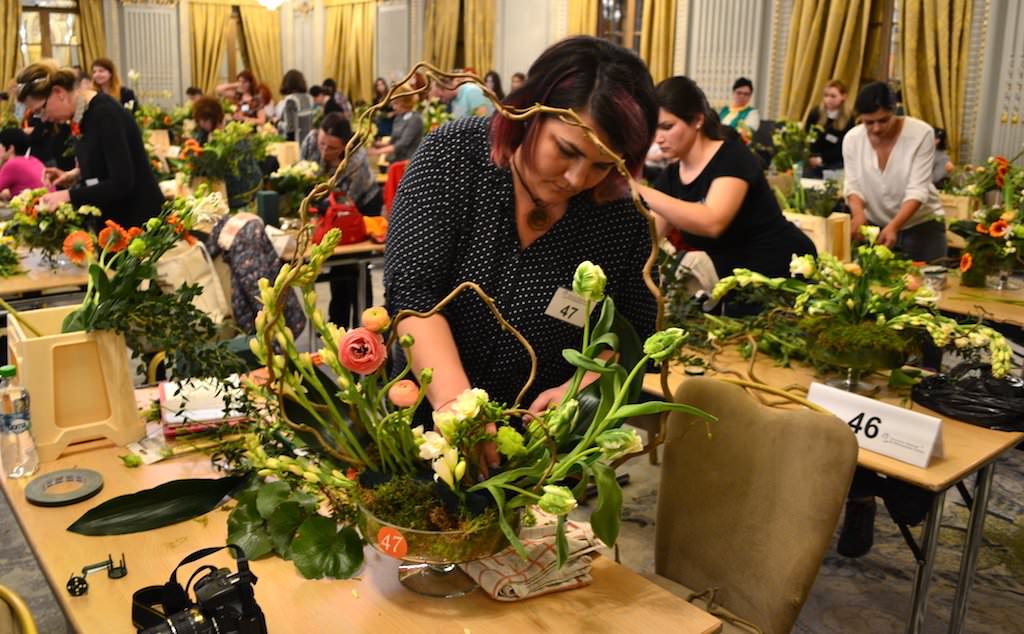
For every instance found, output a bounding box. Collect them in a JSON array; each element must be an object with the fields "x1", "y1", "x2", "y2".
[{"x1": 808, "y1": 382, "x2": 944, "y2": 468}]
